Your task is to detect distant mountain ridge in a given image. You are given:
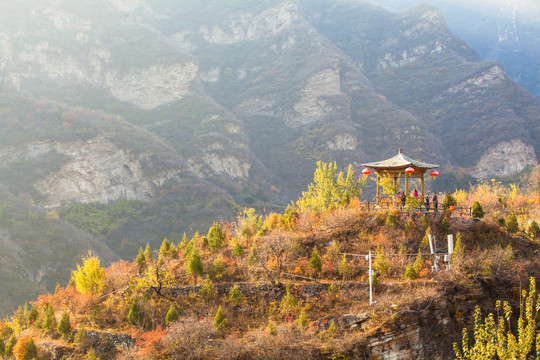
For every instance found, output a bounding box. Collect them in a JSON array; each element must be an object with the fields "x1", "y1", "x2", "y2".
[{"x1": 0, "y1": 0, "x2": 539, "y2": 314}]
